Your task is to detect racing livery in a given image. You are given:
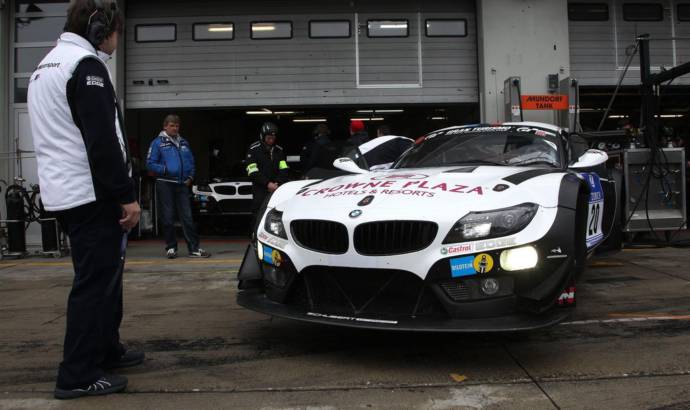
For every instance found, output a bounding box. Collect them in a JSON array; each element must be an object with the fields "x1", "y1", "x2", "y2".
[{"x1": 237, "y1": 122, "x2": 619, "y2": 332}]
